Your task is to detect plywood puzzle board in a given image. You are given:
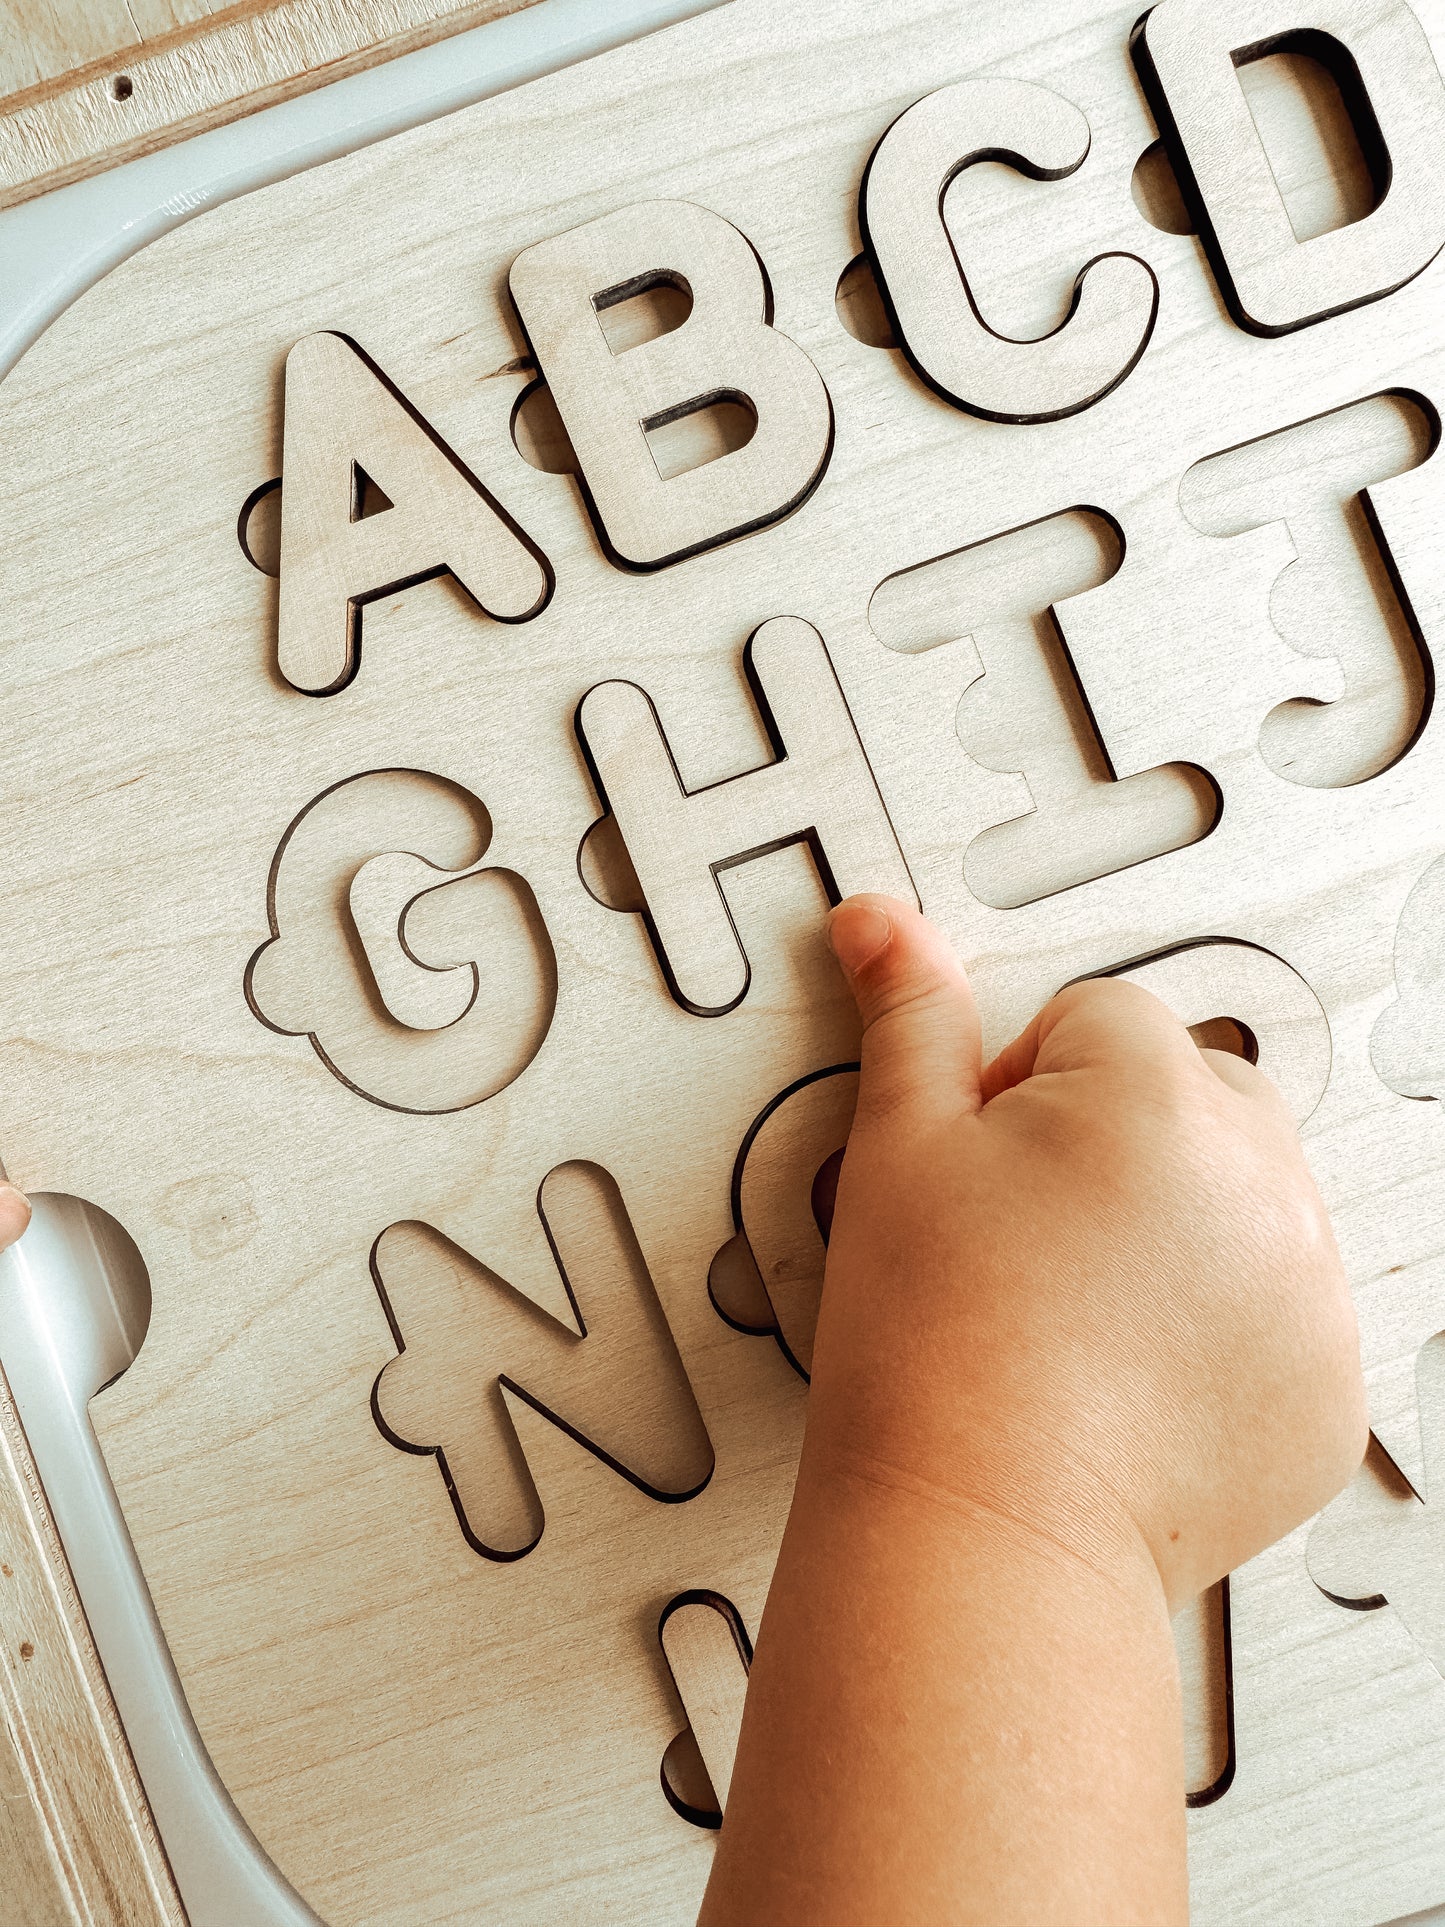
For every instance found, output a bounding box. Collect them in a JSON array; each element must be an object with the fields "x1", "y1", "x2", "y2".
[{"x1": 4, "y1": 0, "x2": 1445, "y2": 1918}]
